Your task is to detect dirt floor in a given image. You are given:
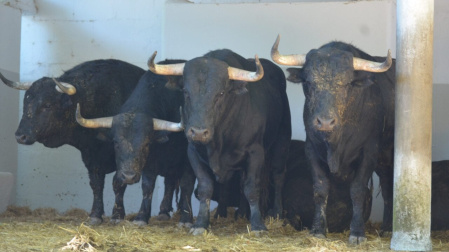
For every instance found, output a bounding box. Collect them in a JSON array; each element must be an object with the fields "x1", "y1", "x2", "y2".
[{"x1": 0, "y1": 206, "x2": 448, "y2": 252}]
